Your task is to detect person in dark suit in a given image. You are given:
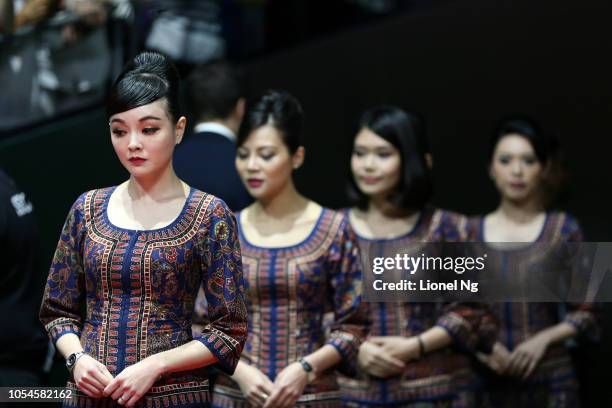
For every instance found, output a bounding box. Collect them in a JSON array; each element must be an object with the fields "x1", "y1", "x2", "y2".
[{"x1": 174, "y1": 61, "x2": 252, "y2": 211}]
